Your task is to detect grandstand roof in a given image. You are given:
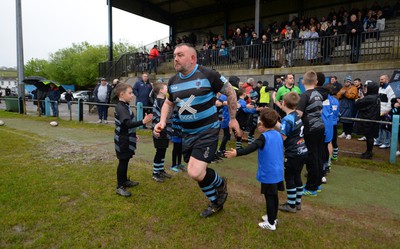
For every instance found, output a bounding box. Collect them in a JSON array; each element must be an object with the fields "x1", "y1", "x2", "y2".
[{"x1": 110, "y1": 0, "x2": 255, "y2": 26}]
